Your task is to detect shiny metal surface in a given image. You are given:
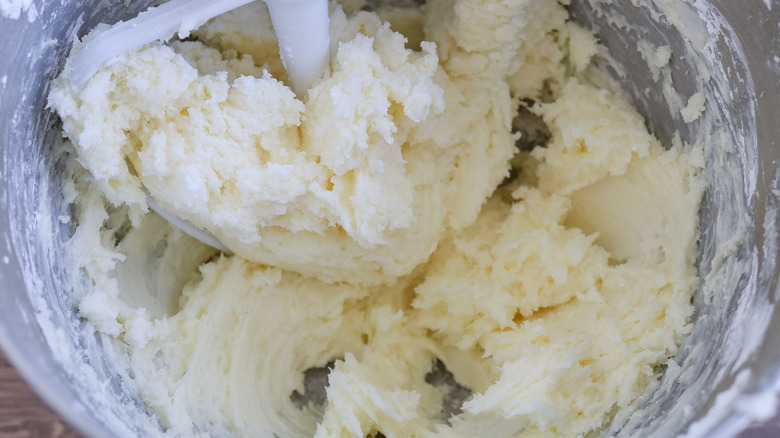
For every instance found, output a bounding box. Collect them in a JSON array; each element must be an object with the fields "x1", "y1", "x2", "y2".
[
  {"x1": 0, "y1": 4, "x2": 161, "y2": 436},
  {"x1": 0, "y1": 0, "x2": 778, "y2": 437},
  {"x1": 569, "y1": 1, "x2": 780, "y2": 436}
]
